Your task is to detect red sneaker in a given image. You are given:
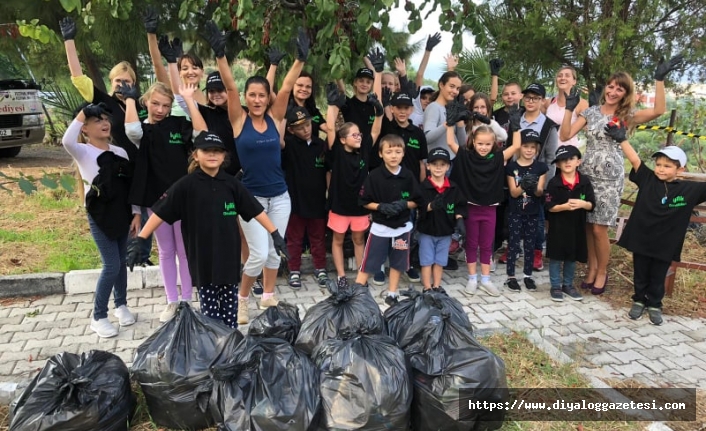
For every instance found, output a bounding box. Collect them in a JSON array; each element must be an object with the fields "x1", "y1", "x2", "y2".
[
  {"x1": 498, "y1": 249, "x2": 508, "y2": 264},
  {"x1": 533, "y1": 250, "x2": 544, "y2": 271}
]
